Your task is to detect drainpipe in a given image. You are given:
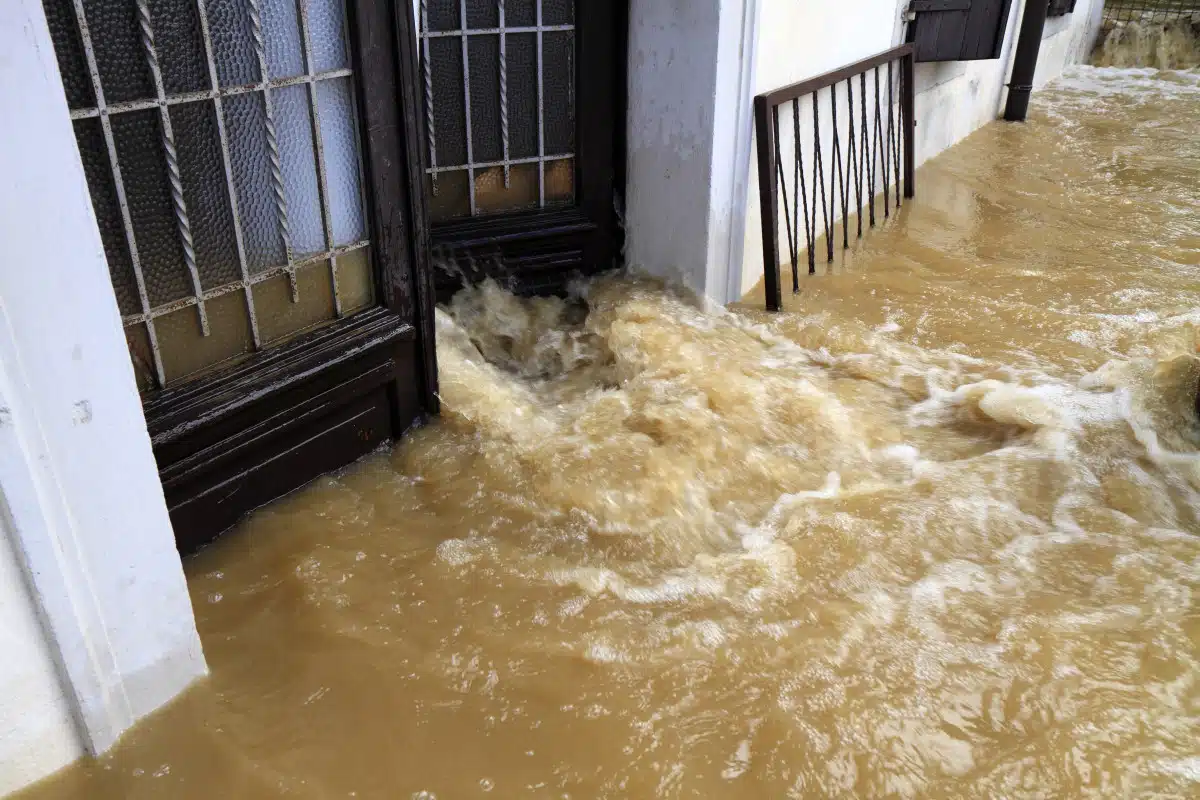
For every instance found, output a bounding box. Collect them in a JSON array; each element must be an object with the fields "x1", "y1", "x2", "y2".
[{"x1": 1004, "y1": 0, "x2": 1051, "y2": 121}]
